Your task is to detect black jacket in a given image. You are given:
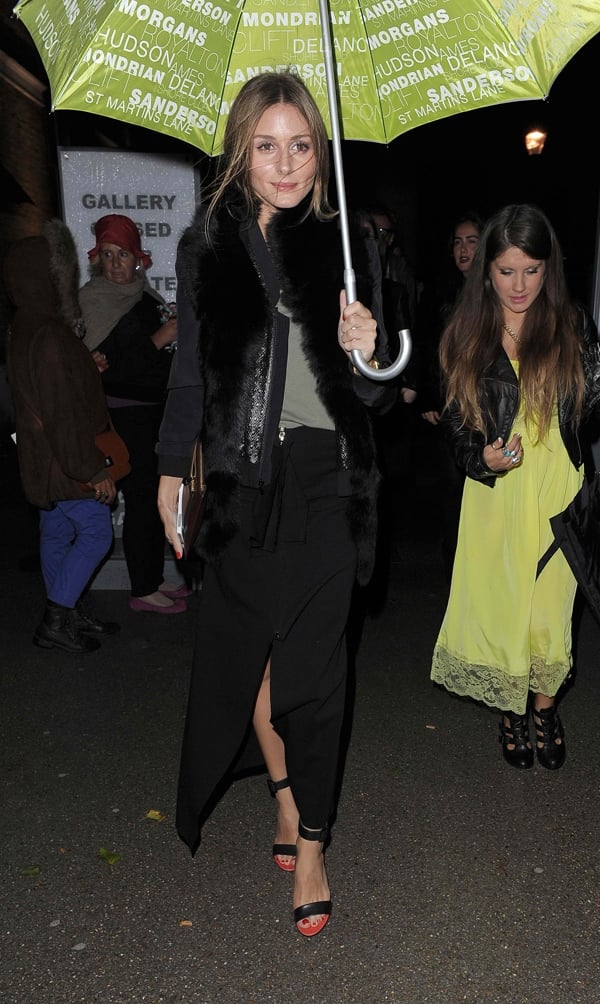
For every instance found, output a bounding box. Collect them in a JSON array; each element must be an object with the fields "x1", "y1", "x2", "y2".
[
  {"x1": 414, "y1": 273, "x2": 464, "y2": 413},
  {"x1": 97, "y1": 292, "x2": 173, "y2": 403},
  {"x1": 157, "y1": 196, "x2": 395, "y2": 583},
  {"x1": 443, "y1": 310, "x2": 600, "y2": 484}
]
